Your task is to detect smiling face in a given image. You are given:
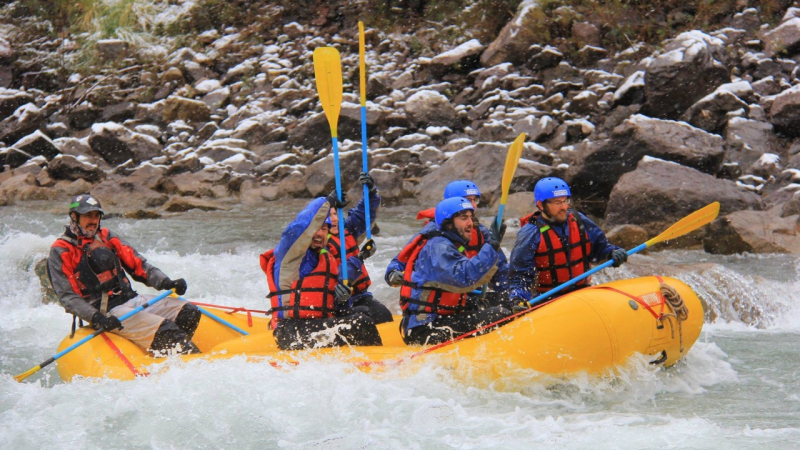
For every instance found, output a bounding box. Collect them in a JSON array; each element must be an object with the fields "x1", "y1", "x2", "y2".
[
  {"x1": 451, "y1": 210, "x2": 474, "y2": 241},
  {"x1": 74, "y1": 211, "x2": 101, "y2": 234},
  {"x1": 310, "y1": 224, "x2": 330, "y2": 250},
  {"x1": 536, "y1": 196, "x2": 570, "y2": 223}
]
